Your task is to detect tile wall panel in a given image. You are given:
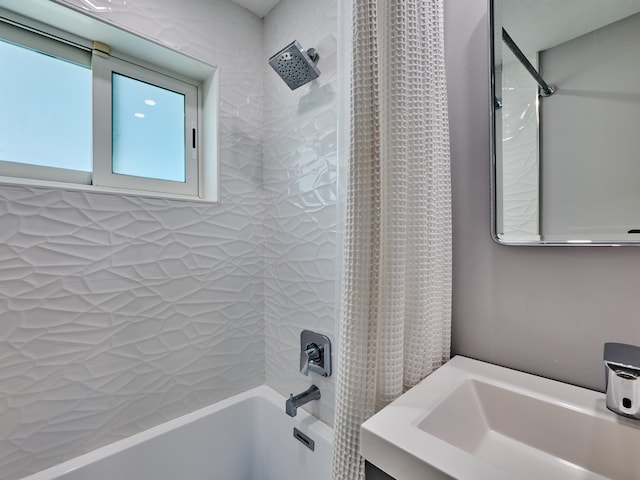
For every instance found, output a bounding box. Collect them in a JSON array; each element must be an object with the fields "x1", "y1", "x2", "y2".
[
  {"x1": 501, "y1": 55, "x2": 540, "y2": 240},
  {"x1": 263, "y1": 0, "x2": 338, "y2": 426},
  {"x1": 0, "y1": 1, "x2": 264, "y2": 478}
]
